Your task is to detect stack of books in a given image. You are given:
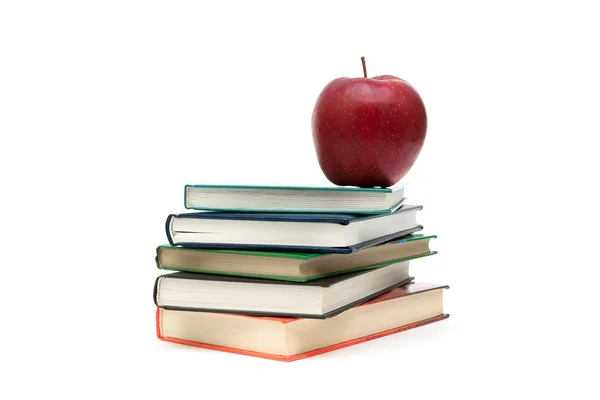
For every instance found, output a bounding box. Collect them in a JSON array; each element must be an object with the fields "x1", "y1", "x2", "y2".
[{"x1": 153, "y1": 184, "x2": 449, "y2": 361}]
